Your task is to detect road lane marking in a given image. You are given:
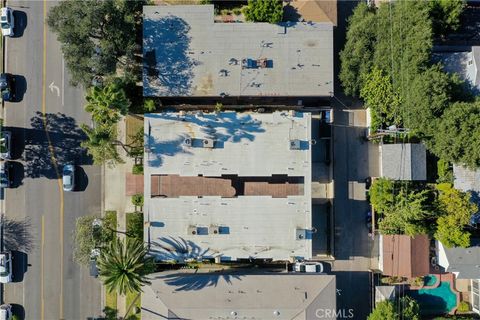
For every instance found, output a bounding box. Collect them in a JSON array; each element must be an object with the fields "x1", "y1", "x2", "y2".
[
  {"x1": 41, "y1": 215, "x2": 45, "y2": 320},
  {"x1": 42, "y1": 0, "x2": 65, "y2": 318},
  {"x1": 49, "y1": 81, "x2": 60, "y2": 97}
]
